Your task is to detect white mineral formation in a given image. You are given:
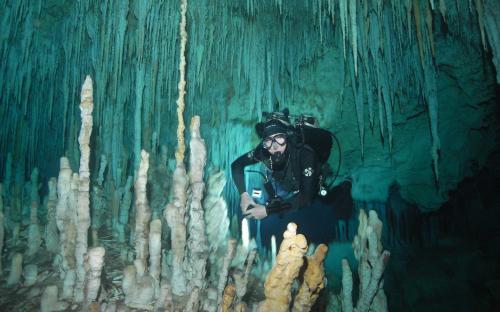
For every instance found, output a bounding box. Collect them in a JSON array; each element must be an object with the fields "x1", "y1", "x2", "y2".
[
  {"x1": 23, "y1": 264, "x2": 38, "y2": 287},
  {"x1": 153, "y1": 281, "x2": 174, "y2": 311},
  {"x1": 41, "y1": 285, "x2": 70, "y2": 312},
  {"x1": 122, "y1": 263, "x2": 155, "y2": 310},
  {"x1": 217, "y1": 238, "x2": 237, "y2": 309},
  {"x1": 341, "y1": 209, "x2": 390, "y2": 312},
  {"x1": 85, "y1": 246, "x2": 106, "y2": 303},
  {"x1": 204, "y1": 168, "x2": 230, "y2": 277},
  {"x1": 6, "y1": 252, "x2": 23, "y2": 286},
  {"x1": 74, "y1": 75, "x2": 94, "y2": 302},
  {"x1": 148, "y1": 219, "x2": 162, "y2": 284},
  {"x1": 45, "y1": 177, "x2": 59, "y2": 253},
  {"x1": 56, "y1": 149, "x2": 76, "y2": 298},
  {"x1": 165, "y1": 0, "x2": 189, "y2": 297},
  {"x1": 185, "y1": 116, "x2": 208, "y2": 291},
  {"x1": 164, "y1": 161, "x2": 188, "y2": 295},
  {"x1": 234, "y1": 248, "x2": 257, "y2": 300},
  {"x1": 134, "y1": 150, "x2": 151, "y2": 272}
]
